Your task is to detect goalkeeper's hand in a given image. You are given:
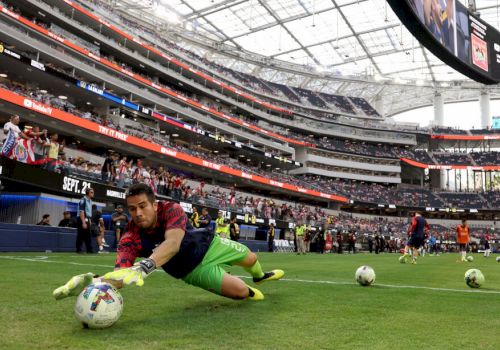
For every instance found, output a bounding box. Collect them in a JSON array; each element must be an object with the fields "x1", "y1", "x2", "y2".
[
  {"x1": 103, "y1": 258, "x2": 156, "y2": 287},
  {"x1": 53, "y1": 272, "x2": 96, "y2": 300}
]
